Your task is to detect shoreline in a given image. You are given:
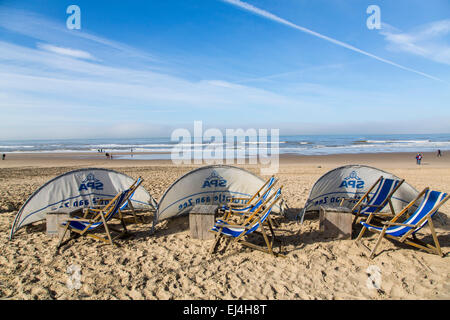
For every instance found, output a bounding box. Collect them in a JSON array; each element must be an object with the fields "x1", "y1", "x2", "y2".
[{"x1": 0, "y1": 151, "x2": 448, "y2": 169}]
